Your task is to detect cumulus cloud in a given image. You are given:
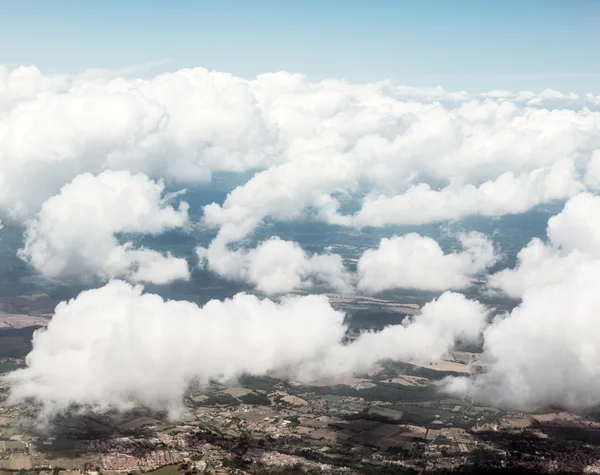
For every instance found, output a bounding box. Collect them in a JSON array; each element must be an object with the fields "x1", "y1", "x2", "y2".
[
  {"x1": 545, "y1": 192, "x2": 600, "y2": 255},
  {"x1": 2, "y1": 65, "x2": 597, "y2": 235},
  {"x1": 446, "y1": 194, "x2": 600, "y2": 410},
  {"x1": 489, "y1": 192, "x2": 600, "y2": 298},
  {"x1": 19, "y1": 170, "x2": 190, "y2": 285},
  {"x1": 304, "y1": 291, "x2": 489, "y2": 380},
  {"x1": 487, "y1": 238, "x2": 583, "y2": 299},
  {"x1": 197, "y1": 237, "x2": 352, "y2": 295},
  {"x1": 446, "y1": 258, "x2": 600, "y2": 410},
  {"x1": 345, "y1": 159, "x2": 582, "y2": 226},
  {"x1": 203, "y1": 91, "x2": 600, "y2": 244},
  {"x1": 0, "y1": 66, "x2": 280, "y2": 222},
  {"x1": 7, "y1": 281, "x2": 487, "y2": 418},
  {"x1": 357, "y1": 232, "x2": 497, "y2": 293},
  {"x1": 5, "y1": 63, "x2": 600, "y2": 414}
]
